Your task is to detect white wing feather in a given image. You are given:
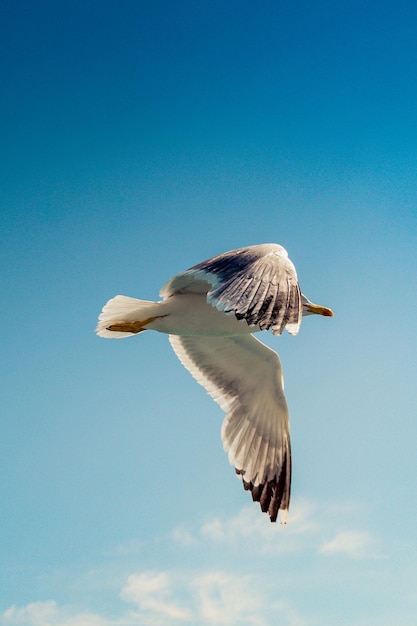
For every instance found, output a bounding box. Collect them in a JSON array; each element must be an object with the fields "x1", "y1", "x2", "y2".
[
  {"x1": 169, "y1": 333, "x2": 291, "y2": 522},
  {"x1": 161, "y1": 244, "x2": 302, "y2": 336}
]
